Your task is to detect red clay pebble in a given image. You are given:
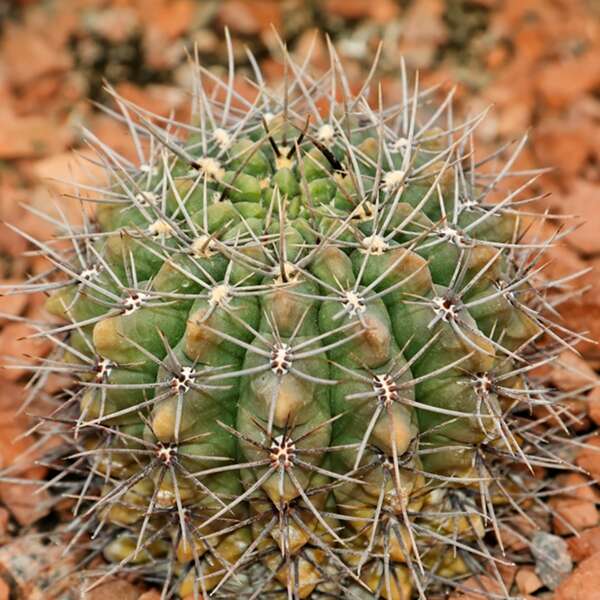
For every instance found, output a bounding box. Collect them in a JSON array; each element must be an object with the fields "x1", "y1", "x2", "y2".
[
  {"x1": 516, "y1": 567, "x2": 543, "y2": 595},
  {"x1": 0, "y1": 482, "x2": 51, "y2": 527},
  {"x1": 588, "y1": 386, "x2": 600, "y2": 426},
  {"x1": 551, "y1": 473, "x2": 600, "y2": 535},
  {"x1": 560, "y1": 180, "x2": 600, "y2": 255},
  {"x1": 536, "y1": 50, "x2": 600, "y2": 110},
  {"x1": 550, "y1": 496, "x2": 599, "y2": 535},
  {"x1": 501, "y1": 515, "x2": 547, "y2": 552},
  {"x1": 0, "y1": 579, "x2": 8, "y2": 600},
  {"x1": 0, "y1": 507, "x2": 9, "y2": 536},
  {"x1": 550, "y1": 349, "x2": 598, "y2": 392},
  {"x1": 217, "y1": 0, "x2": 282, "y2": 35},
  {"x1": 556, "y1": 473, "x2": 600, "y2": 502},
  {"x1": 0, "y1": 321, "x2": 53, "y2": 381},
  {"x1": 139, "y1": 591, "x2": 162, "y2": 600},
  {"x1": 576, "y1": 436, "x2": 600, "y2": 480},
  {"x1": 555, "y1": 552, "x2": 600, "y2": 600},
  {"x1": 567, "y1": 526, "x2": 600, "y2": 562},
  {"x1": 0, "y1": 282, "x2": 28, "y2": 325},
  {"x1": 84, "y1": 579, "x2": 141, "y2": 600},
  {"x1": 484, "y1": 562, "x2": 517, "y2": 590}
]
